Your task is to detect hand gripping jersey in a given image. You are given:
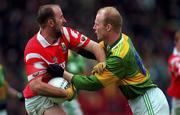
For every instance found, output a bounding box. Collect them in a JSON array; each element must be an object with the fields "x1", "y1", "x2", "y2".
[
  {"x1": 167, "y1": 48, "x2": 180, "y2": 98},
  {"x1": 72, "y1": 33, "x2": 156, "y2": 100},
  {"x1": 23, "y1": 27, "x2": 90, "y2": 98}
]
